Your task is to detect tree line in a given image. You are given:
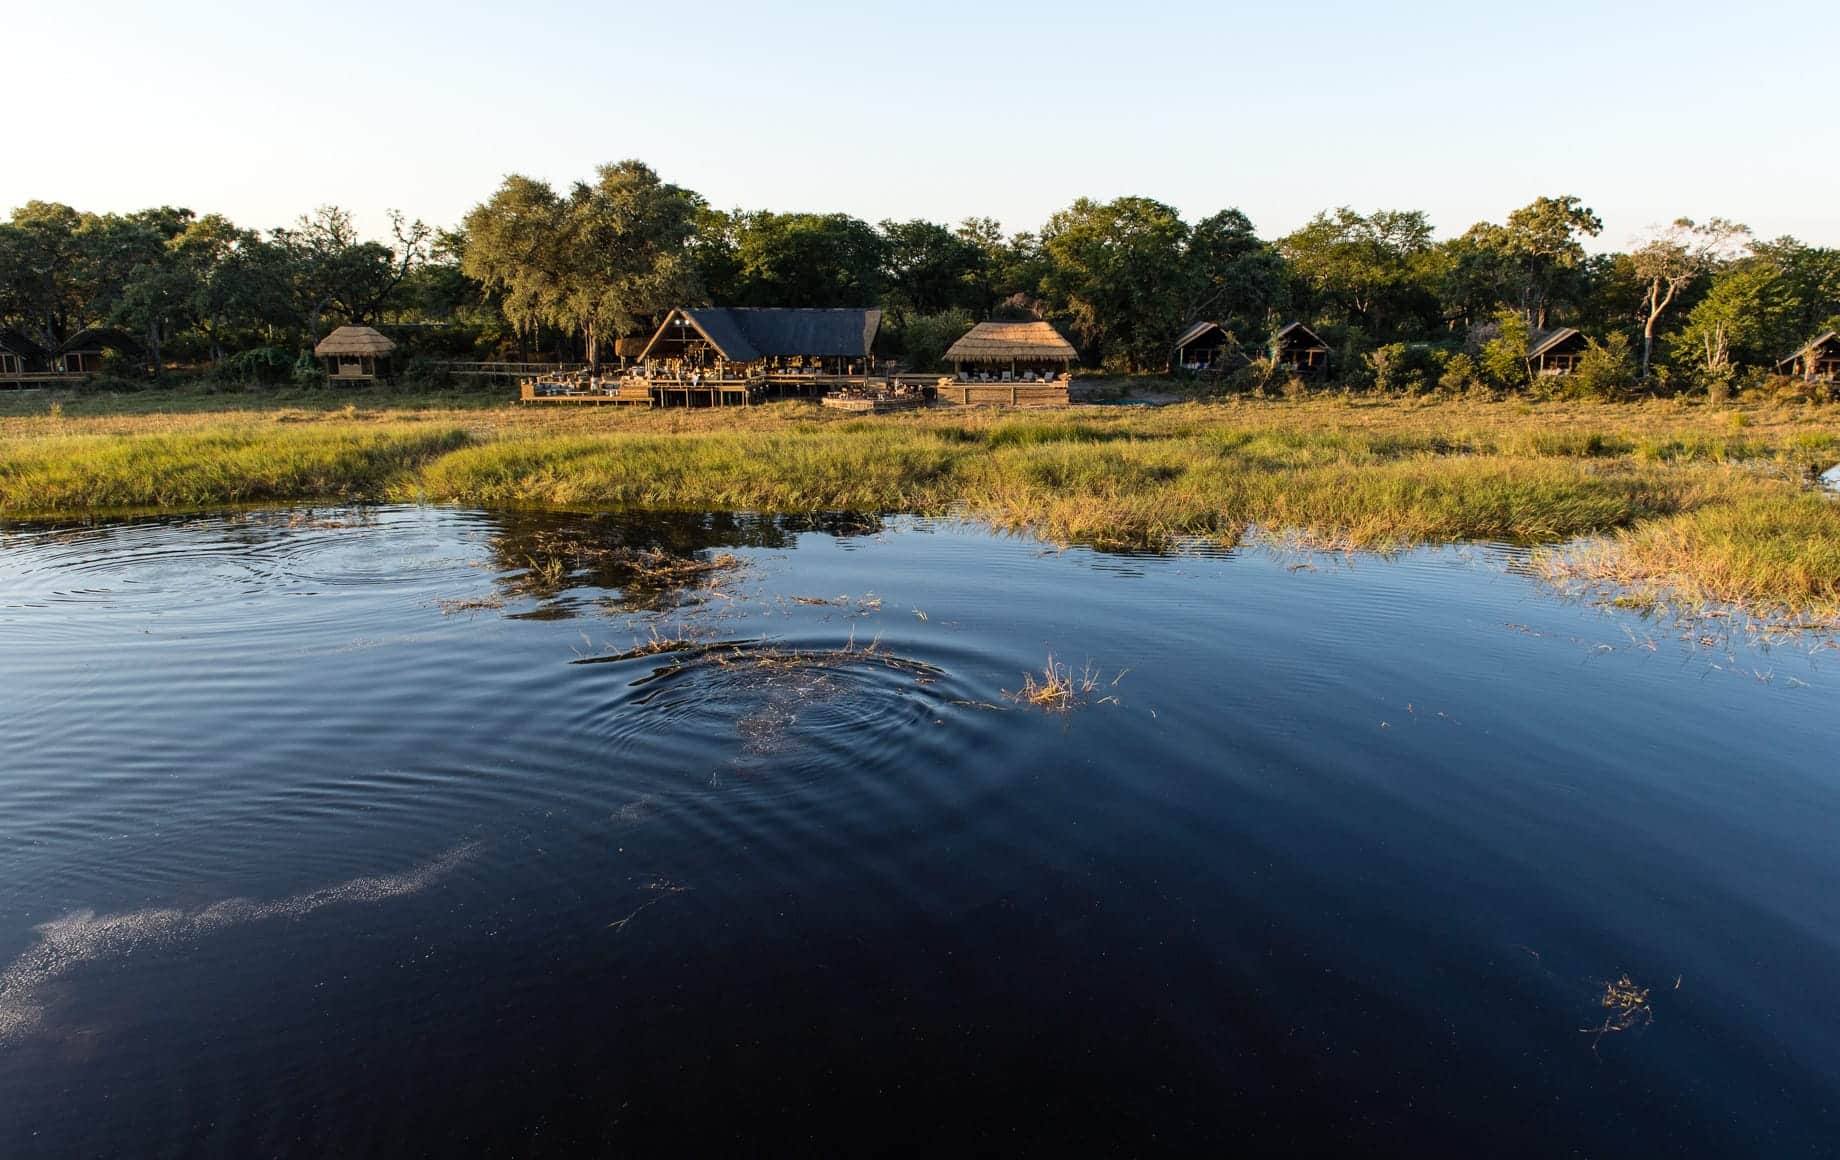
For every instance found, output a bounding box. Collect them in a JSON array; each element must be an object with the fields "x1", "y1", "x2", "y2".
[{"x1": 4, "y1": 160, "x2": 1838, "y2": 396}]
